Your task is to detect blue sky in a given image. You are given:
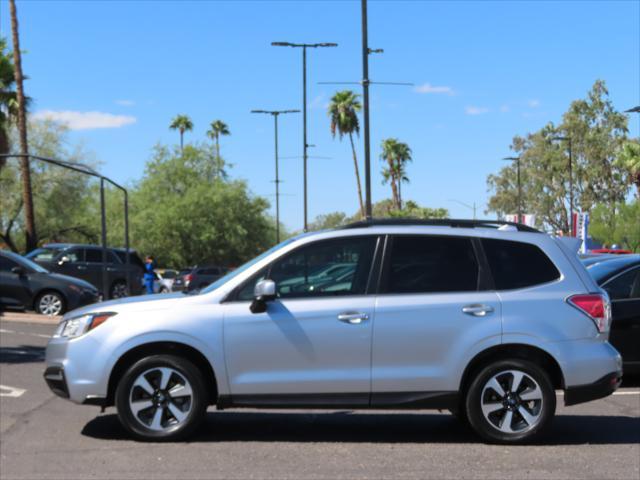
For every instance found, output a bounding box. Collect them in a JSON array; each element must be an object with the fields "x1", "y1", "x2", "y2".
[{"x1": 1, "y1": 0, "x2": 638, "y2": 231}]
